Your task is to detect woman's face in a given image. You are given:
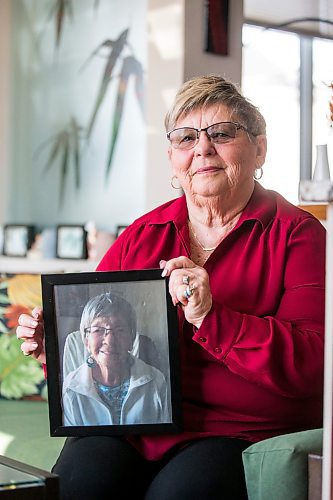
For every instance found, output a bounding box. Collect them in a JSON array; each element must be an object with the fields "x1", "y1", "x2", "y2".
[
  {"x1": 85, "y1": 315, "x2": 133, "y2": 367},
  {"x1": 168, "y1": 104, "x2": 267, "y2": 204}
]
